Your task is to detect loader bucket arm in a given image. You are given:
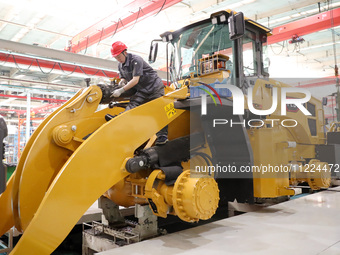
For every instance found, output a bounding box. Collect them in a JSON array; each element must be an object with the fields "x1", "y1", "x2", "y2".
[
  {"x1": 0, "y1": 88, "x2": 84, "y2": 236},
  {"x1": 0, "y1": 86, "x2": 124, "y2": 235},
  {"x1": 8, "y1": 86, "x2": 186, "y2": 254},
  {"x1": 0, "y1": 174, "x2": 14, "y2": 236},
  {"x1": 16, "y1": 86, "x2": 118, "y2": 232}
]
